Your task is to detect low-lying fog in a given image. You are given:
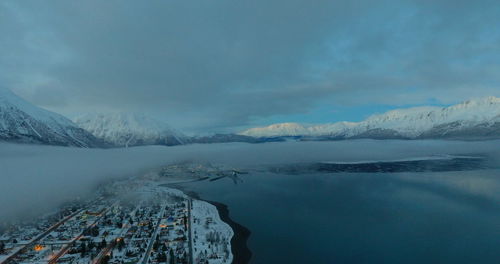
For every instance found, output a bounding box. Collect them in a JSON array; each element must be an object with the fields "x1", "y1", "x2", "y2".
[{"x1": 1, "y1": 140, "x2": 499, "y2": 221}]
